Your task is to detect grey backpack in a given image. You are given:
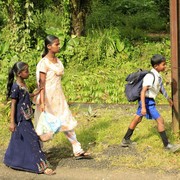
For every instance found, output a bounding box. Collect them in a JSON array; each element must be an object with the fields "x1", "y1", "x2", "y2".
[{"x1": 125, "y1": 69, "x2": 155, "y2": 102}]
